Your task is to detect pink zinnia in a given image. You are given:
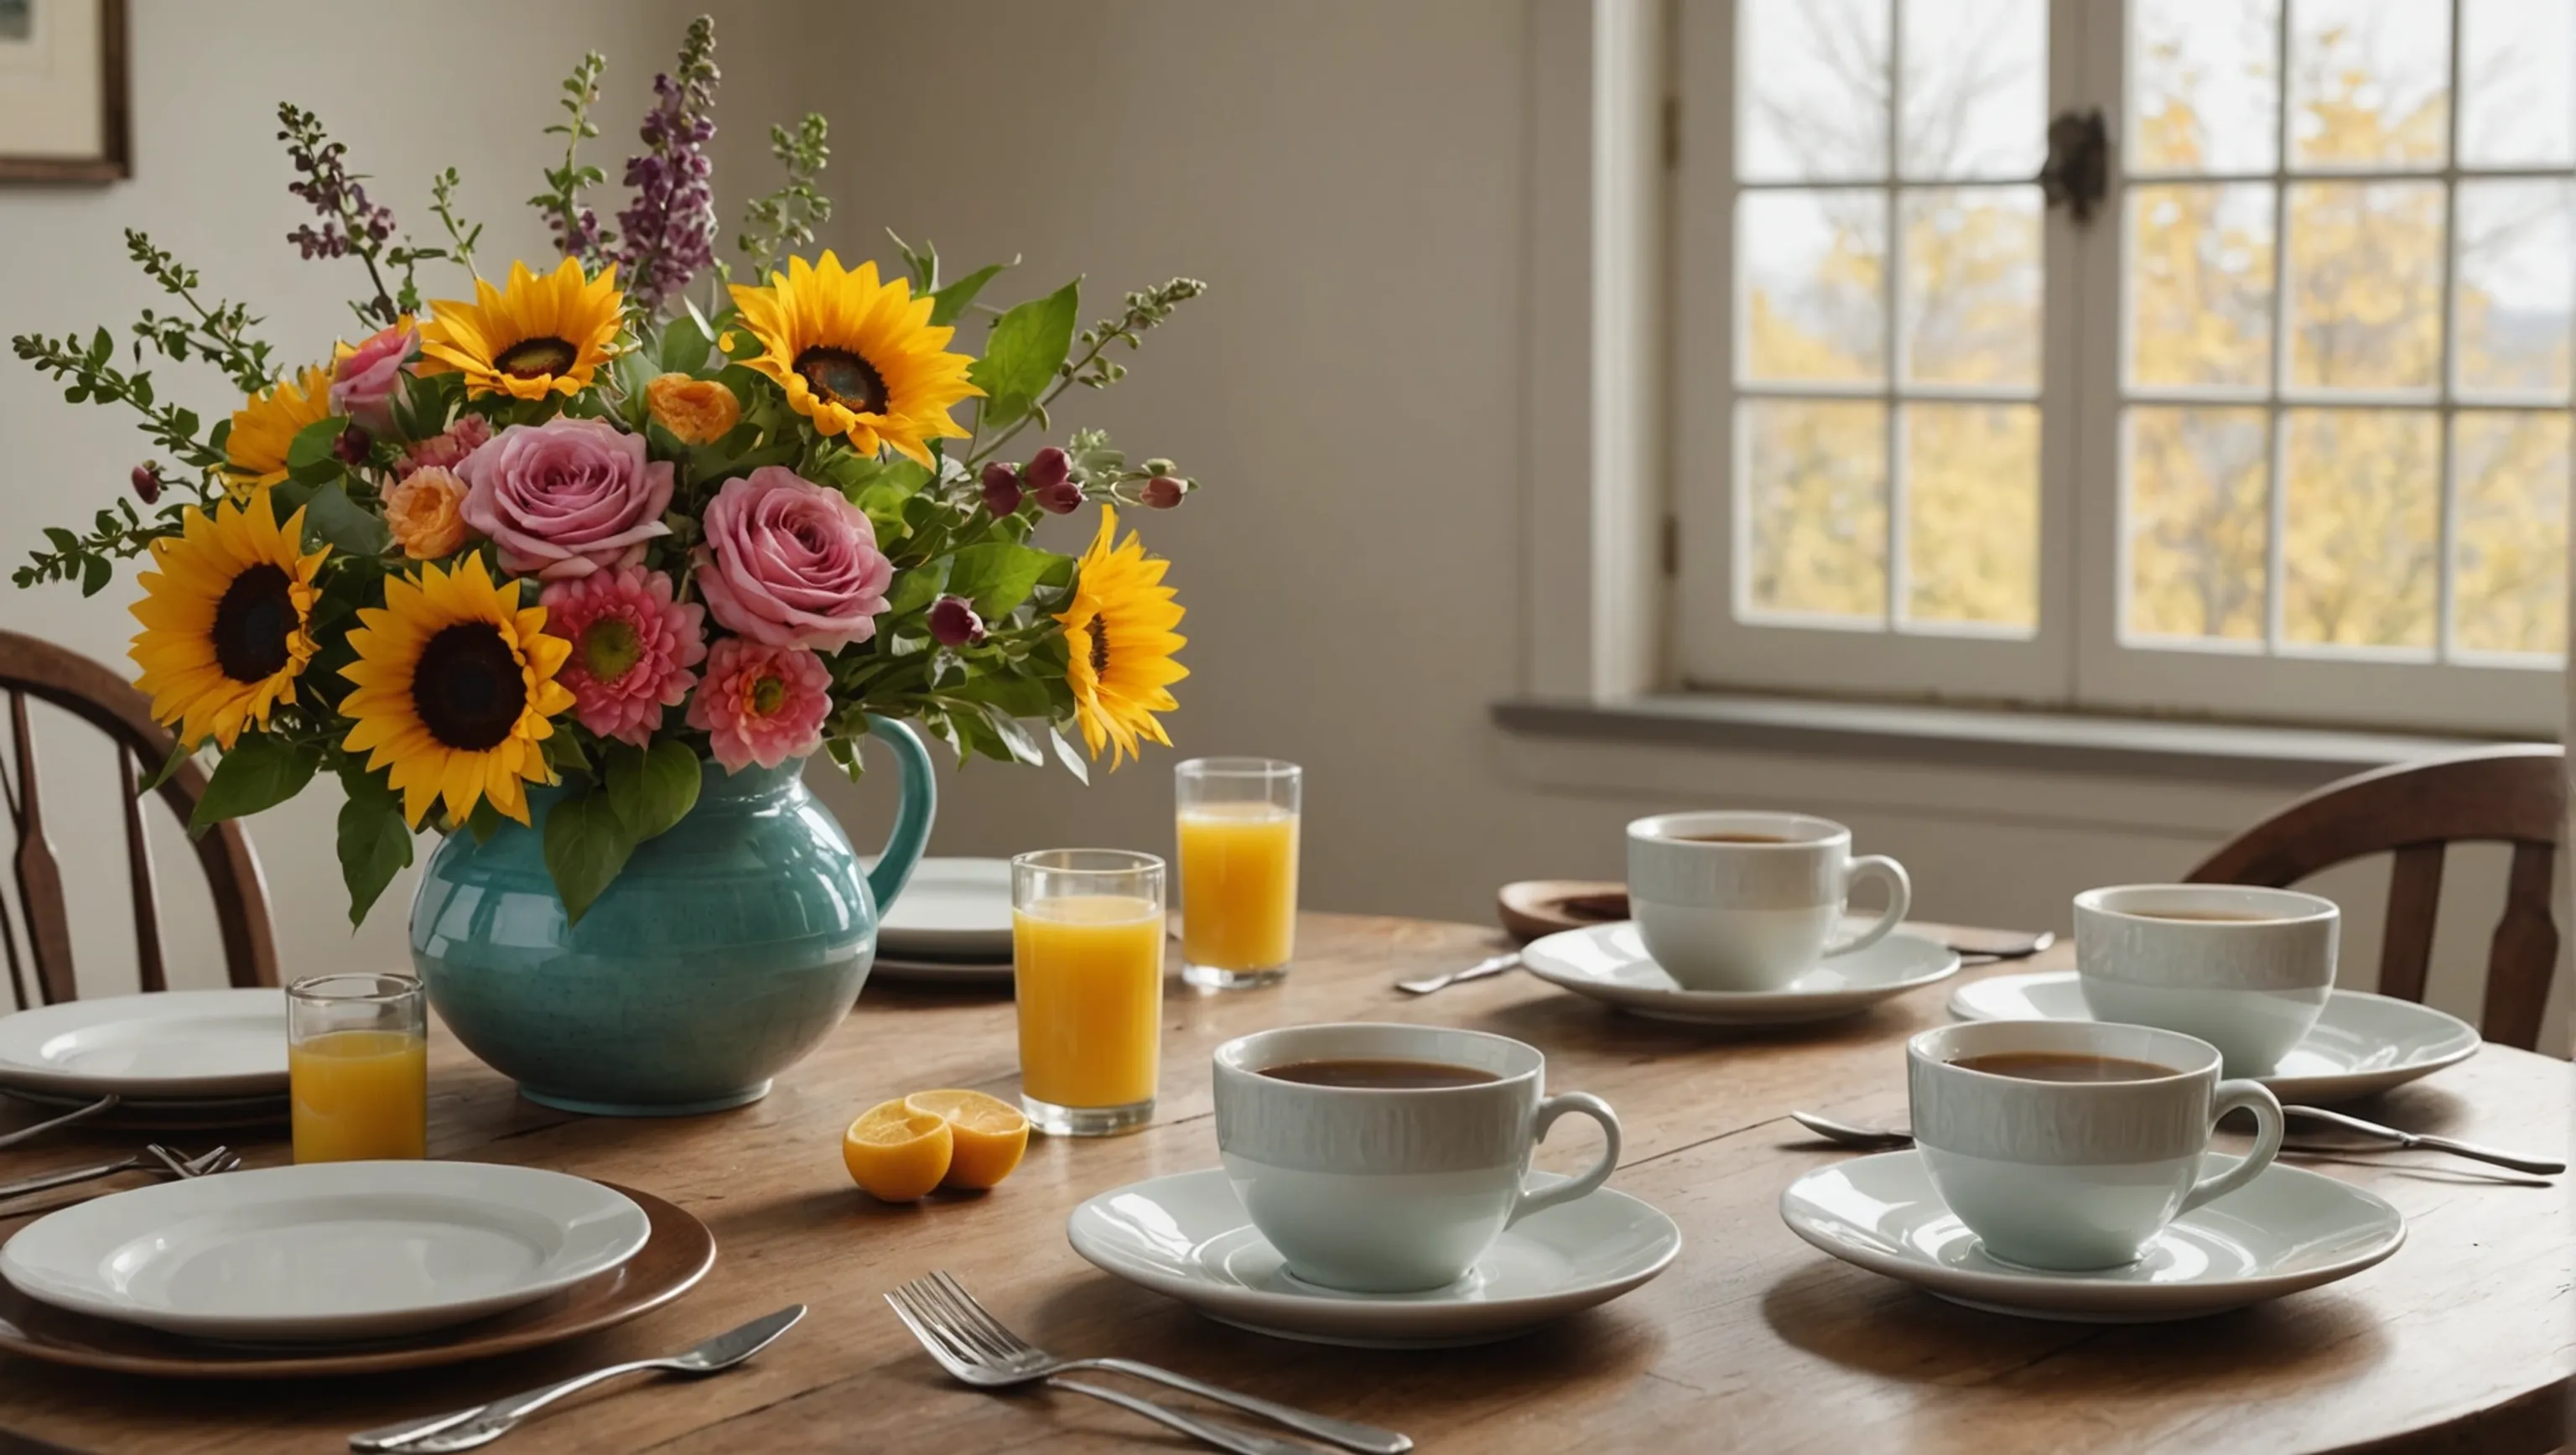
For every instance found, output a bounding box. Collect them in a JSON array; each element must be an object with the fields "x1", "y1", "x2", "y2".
[
  {"x1": 540, "y1": 567, "x2": 707, "y2": 747},
  {"x1": 398, "y1": 413, "x2": 493, "y2": 479},
  {"x1": 686, "y1": 637, "x2": 832, "y2": 772}
]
